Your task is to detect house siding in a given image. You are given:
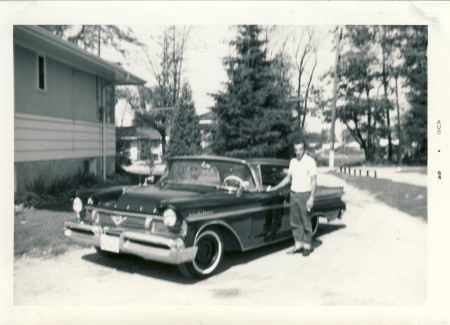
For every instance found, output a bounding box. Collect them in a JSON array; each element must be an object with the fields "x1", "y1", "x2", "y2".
[
  {"x1": 14, "y1": 44, "x2": 116, "y2": 193},
  {"x1": 14, "y1": 113, "x2": 115, "y2": 162},
  {"x1": 14, "y1": 45, "x2": 101, "y2": 123}
]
